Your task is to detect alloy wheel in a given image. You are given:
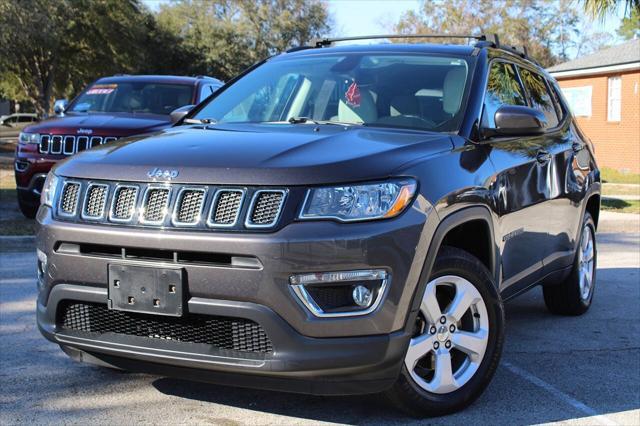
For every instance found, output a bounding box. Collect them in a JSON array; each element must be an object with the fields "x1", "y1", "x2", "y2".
[
  {"x1": 578, "y1": 224, "x2": 595, "y2": 301},
  {"x1": 405, "y1": 275, "x2": 489, "y2": 394}
]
